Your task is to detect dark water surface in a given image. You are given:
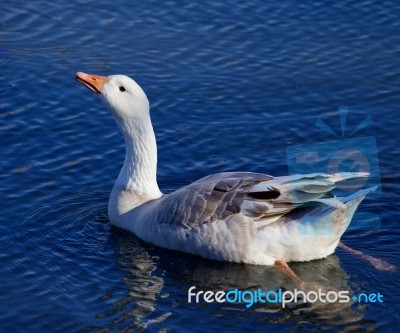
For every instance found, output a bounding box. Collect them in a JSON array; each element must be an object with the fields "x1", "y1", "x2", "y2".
[{"x1": 1, "y1": 1, "x2": 400, "y2": 332}]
